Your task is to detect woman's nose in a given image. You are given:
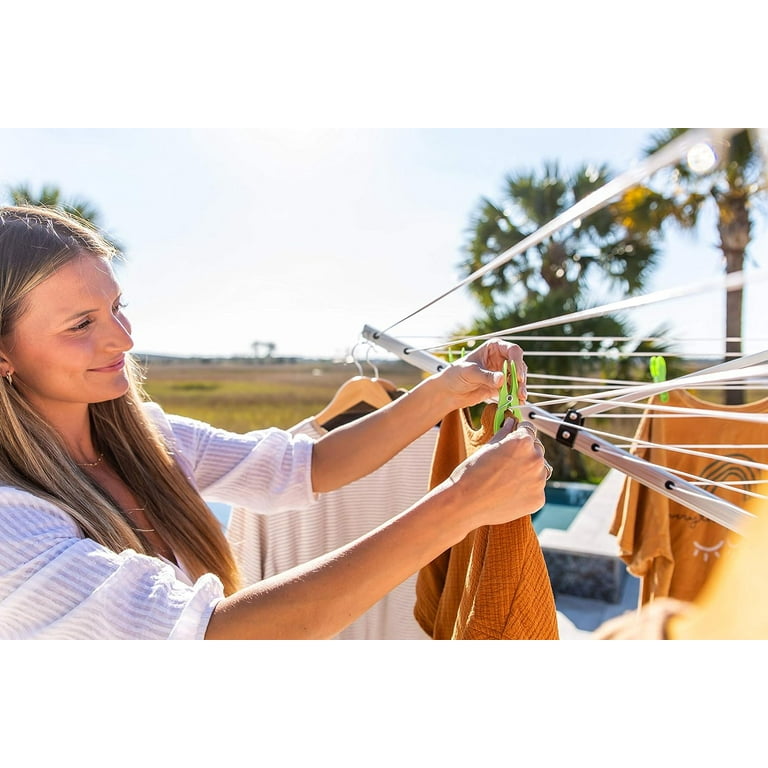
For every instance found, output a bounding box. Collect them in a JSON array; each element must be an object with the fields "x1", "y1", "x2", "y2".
[{"x1": 107, "y1": 314, "x2": 134, "y2": 351}]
